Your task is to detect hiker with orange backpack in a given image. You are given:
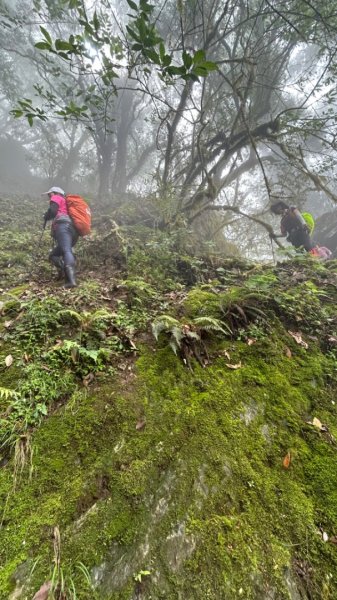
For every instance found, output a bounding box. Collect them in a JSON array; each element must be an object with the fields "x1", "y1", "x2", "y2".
[
  {"x1": 43, "y1": 186, "x2": 91, "y2": 287},
  {"x1": 43, "y1": 186, "x2": 78, "y2": 287},
  {"x1": 43, "y1": 186, "x2": 92, "y2": 287}
]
